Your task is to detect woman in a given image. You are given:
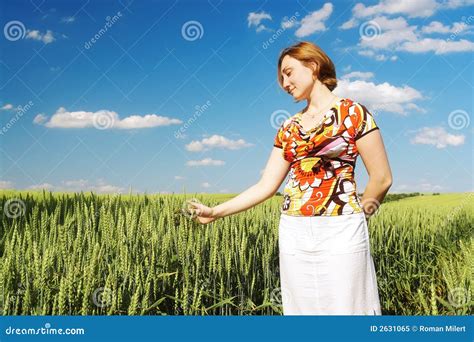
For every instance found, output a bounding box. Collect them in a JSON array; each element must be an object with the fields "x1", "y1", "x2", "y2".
[{"x1": 186, "y1": 41, "x2": 392, "y2": 315}]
